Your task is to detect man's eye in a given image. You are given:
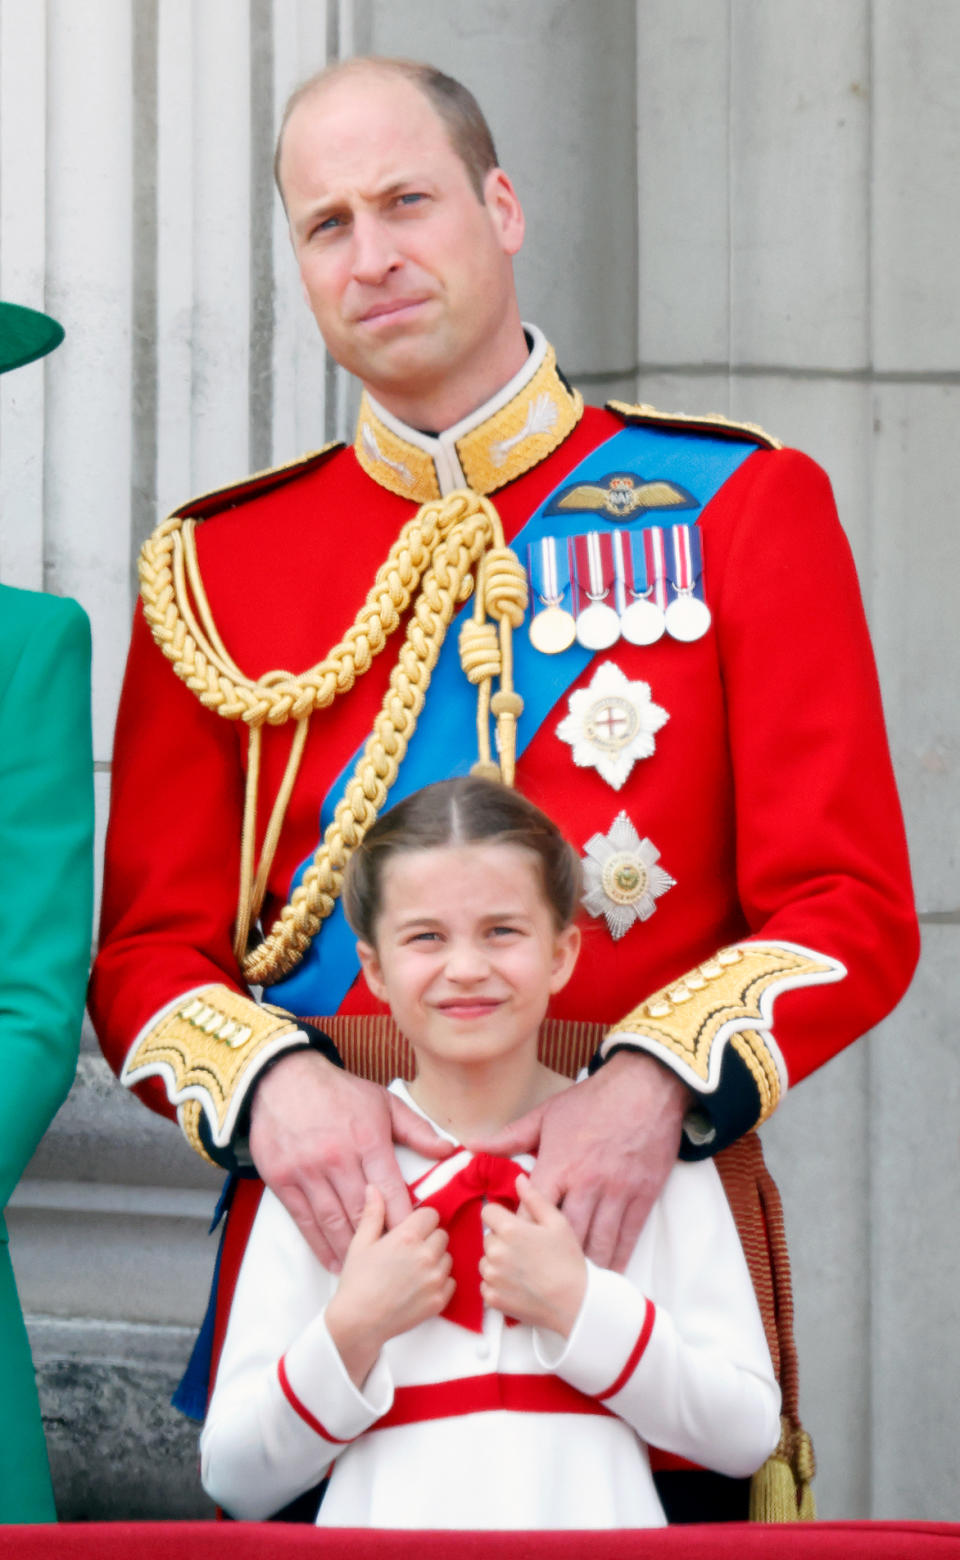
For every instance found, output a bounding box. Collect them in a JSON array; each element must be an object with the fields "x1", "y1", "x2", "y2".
[
  {"x1": 311, "y1": 214, "x2": 344, "y2": 237},
  {"x1": 397, "y1": 192, "x2": 426, "y2": 207}
]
